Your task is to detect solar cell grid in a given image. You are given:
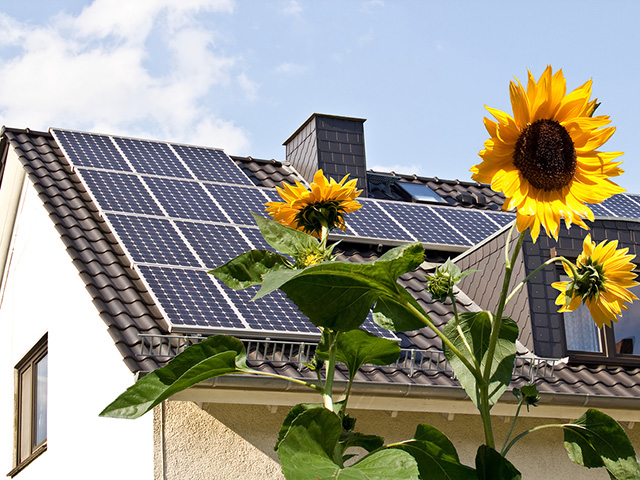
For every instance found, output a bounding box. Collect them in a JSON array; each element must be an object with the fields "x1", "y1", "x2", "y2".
[
  {"x1": 144, "y1": 176, "x2": 228, "y2": 223},
  {"x1": 53, "y1": 129, "x2": 130, "y2": 171},
  {"x1": 382, "y1": 202, "x2": 468, "y2": 246},
  {"x1": 138, "y1": 266, "x2": 245, "y2": 329},
  {"x1": 588, "y1": 202, "x2": 614, "y2": 217},
  {"x1": 483, "y1": 211, "x2": 514, "y2": 228},
  {"x1": 228, "y1": 287, "x2": 316, "y2": 333},
  {"x1": 206, "y1": 184, "x2": 272, "y2": 225},
  {"x1": 348, "y1": 200, "x2": 414, "y2": 241},
  {"x1": 171, "y1": 143, "x2": 251, "y2": 185},
  {"x1": 437, "y1": 208, "x2": 505, "y2": 245},
  {"x1": 77, "y1": 169, "x2": 163, "y2": 216},
  {"x1": 106, "y1": 213, "x2": 201, "y2": 267},
  {"x1": 114, "y1": 137, "x2": 192, "y2": 179},
  {"x1": 599, "y1": 194, "x2": 640, "y2": 219},
  {"x1": 176, "y1": 221, "x2": 256, "y2": 268}
]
